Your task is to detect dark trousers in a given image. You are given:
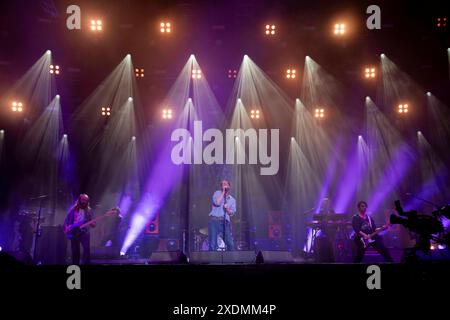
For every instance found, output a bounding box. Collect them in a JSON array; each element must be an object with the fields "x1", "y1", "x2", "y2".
[
  {"x1": 208, "y1": 219, "x2": 235, "y2": 251},
  {"x1": 353, "y1": 236, "x2": 393, "y2": 263},
  {"x1": 70, "y1": 232, "x2": 91, "y2": 265}
]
